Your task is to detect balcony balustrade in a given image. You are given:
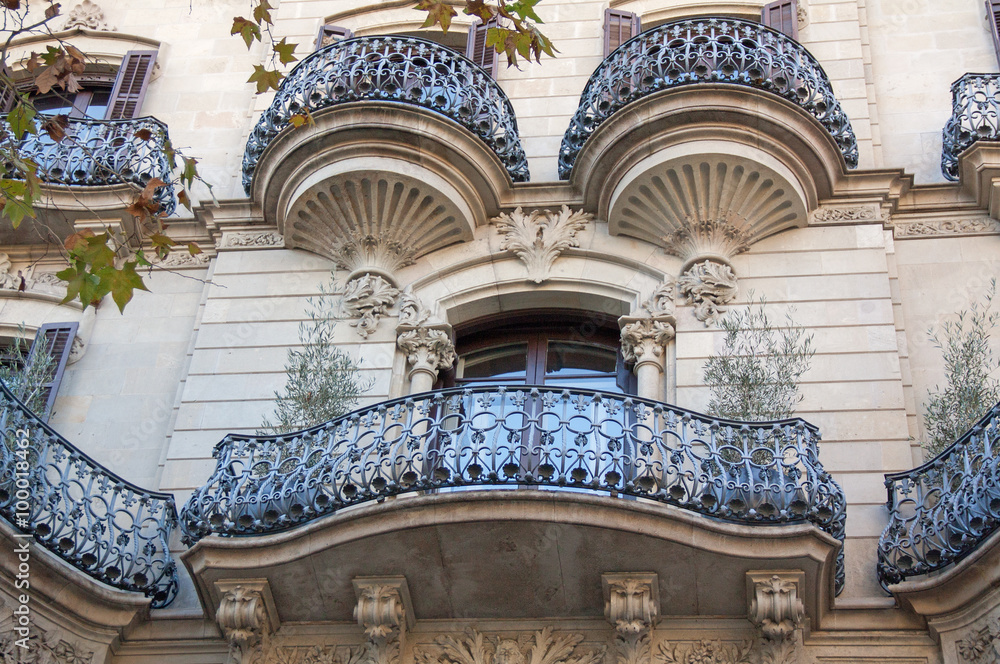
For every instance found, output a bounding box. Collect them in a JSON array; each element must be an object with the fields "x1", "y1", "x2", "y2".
[
  {"x1": 0, "y1": 382, "x2": 178, "y2": 607},
  {"x1": 941, "y1": 73, "x2": 1000, "y2": 181},
  {"x1": 878, "y1": 403, "x2": 1000, "y2": 589},
  {"x1": 1, "y1": 115, "x2": 176, "y2": 215},
  {"x1": 181, "y1": 385, "x2": 846, "y2": 593},
  {"x1": 557, "y1": 17, "x2": 859, "y2": 179},
  {"x1": 241, "y1": 35, "x2": 530, "y2": 190}
]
